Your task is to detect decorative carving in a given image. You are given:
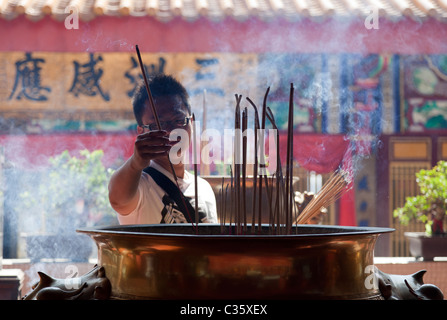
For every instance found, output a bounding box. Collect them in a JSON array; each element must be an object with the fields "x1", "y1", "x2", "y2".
[
  {"x1": 377, "y1": 268, "x2": 444, "y2": 300},
  {"x1": 22, "y1": 265, "x2": 111, "y2": 300}
]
